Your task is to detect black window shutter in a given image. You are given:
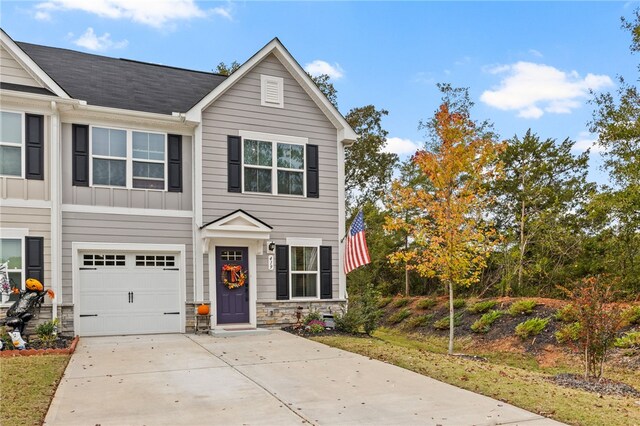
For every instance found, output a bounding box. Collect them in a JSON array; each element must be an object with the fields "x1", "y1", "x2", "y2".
[
  {"x1": 276, "y1": 245, "x2": 289, "y2": 300},
  {"x1": 25, "y1": 236, "x2": 44, "y2": 284},
  {"x1": 320, "y1": 246, "x2": 332, "y2": 299},
  {"x1": 167, "y1": 134, "x2": 182, "y2": 192},
  {"x1": 228, "y1": 135, "x2": 242, "y2": 193},
  {"x1": 72, "y1": 124, "x2": 89, "y2": 186},
  {"x1": 306, "y1": 144, "x2": 319, "y2": 198},
  {"x1": 25, "y1": 114, "x2": 44, "y2": 180}
]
